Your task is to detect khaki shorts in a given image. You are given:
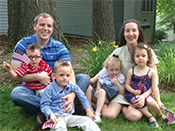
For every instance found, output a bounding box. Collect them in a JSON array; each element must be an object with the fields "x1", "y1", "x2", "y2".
[{"x1": 111, "y1": 94, "x2": 131, "y2": 105}]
